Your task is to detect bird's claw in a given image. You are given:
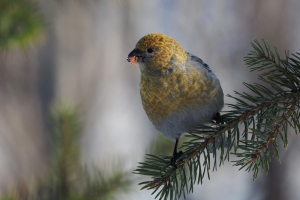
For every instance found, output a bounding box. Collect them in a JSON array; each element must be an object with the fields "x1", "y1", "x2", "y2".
[
  {"x1": 213, "y1": 112, "x2": 223, "y2": 123},
  {"x1": 170, "y1": 150, "x2": 183, "y2": 168}
]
